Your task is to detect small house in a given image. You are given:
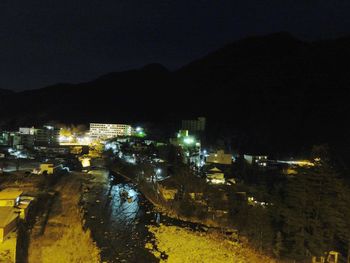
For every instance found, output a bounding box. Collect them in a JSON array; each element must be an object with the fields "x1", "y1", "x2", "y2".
[
  {"x1": 0, "y1": 189, "x2": 34, "y2": 220},
  {"x1": 0, "y1": 190, "x2": 23, "y2": 207},
  {"x1": 206, "y1": 167, "x2": 225, "y2": 184},
  {"x1": 157, "y1": 179, "x2": 178, "y2": 201},
  {"x1": 0, "y1": 207, "x2": 18, "y2": 242},
  {"x1": 40, "y1": 163, "x2": 55, "y2": 174}
]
